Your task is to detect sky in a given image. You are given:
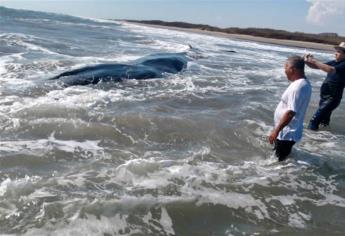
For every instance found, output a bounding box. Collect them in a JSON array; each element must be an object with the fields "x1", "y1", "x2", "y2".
[{"x1": 1, "y1": 0, "x2": 345, "y2": 36}]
